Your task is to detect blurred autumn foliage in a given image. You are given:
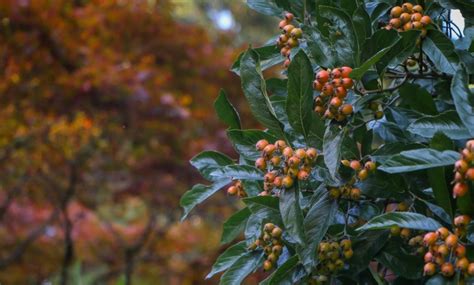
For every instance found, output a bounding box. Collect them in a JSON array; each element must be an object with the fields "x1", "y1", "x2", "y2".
[{"x1": 0, "y1": 0, "x2": 248, "y2": 283}]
